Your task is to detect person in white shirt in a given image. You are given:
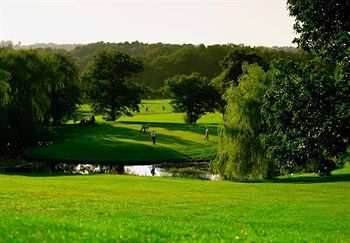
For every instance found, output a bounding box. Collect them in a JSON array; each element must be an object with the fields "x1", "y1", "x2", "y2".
[
  {"x1": 204, "y1": 127, "x2": 209, "y2": 141},
  {"x1": 151, "y1": 130, "x2": 157, "y2": 145}
]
